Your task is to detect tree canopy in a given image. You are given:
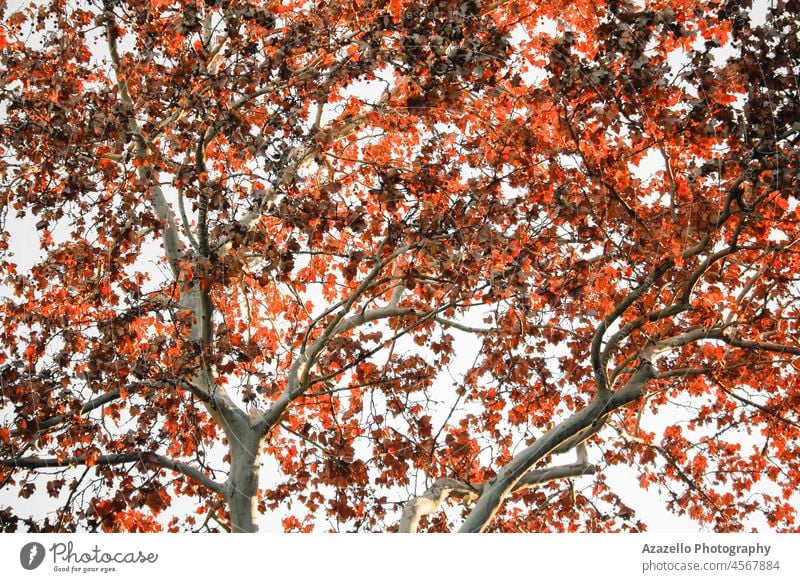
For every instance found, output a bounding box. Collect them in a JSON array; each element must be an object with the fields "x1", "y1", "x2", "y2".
[{"x1": 1, "y1": 0, "x2": 799, "y2": 533}]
